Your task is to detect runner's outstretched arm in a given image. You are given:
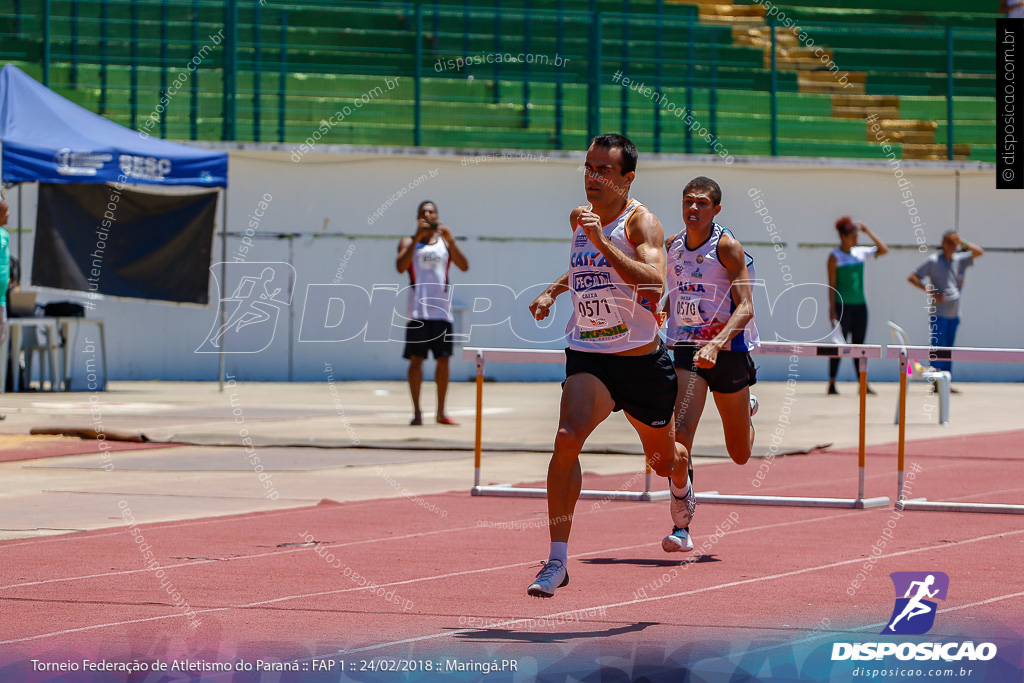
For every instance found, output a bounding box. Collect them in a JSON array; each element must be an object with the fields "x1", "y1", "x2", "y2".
[
  {"x1": 530, "y1": 206, "x2": 590, "y2": 320},
  {"x1": 530, "y1": 271, "x2": 570, "y2": 321}
]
